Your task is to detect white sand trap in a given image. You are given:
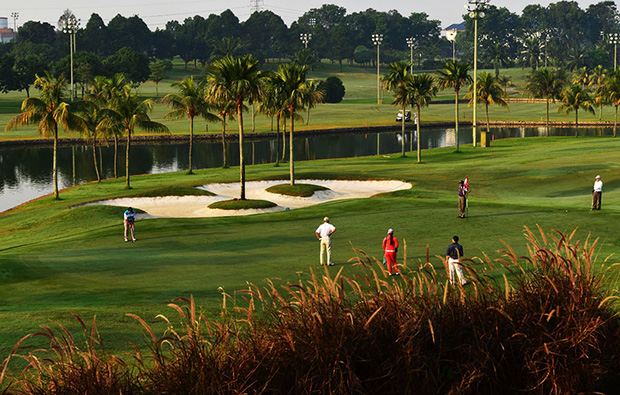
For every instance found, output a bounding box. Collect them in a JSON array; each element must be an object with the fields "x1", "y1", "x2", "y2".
[{"x1": 83, "y1": 179, "x2": 411, "y2": 218}]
